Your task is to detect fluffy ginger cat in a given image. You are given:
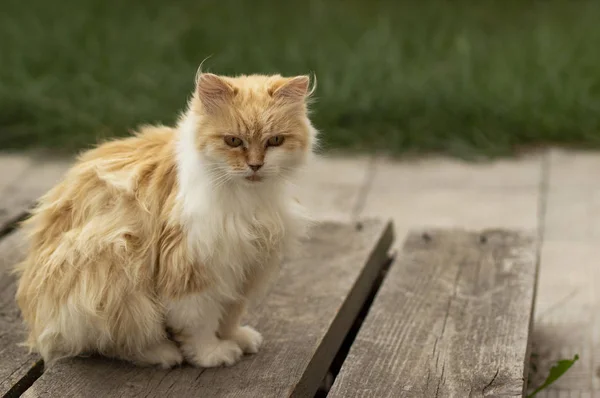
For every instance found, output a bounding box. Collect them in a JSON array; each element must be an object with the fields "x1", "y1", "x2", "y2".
[{"x1": 14, "y1": 71, "x2": 317, "y2": 369}]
